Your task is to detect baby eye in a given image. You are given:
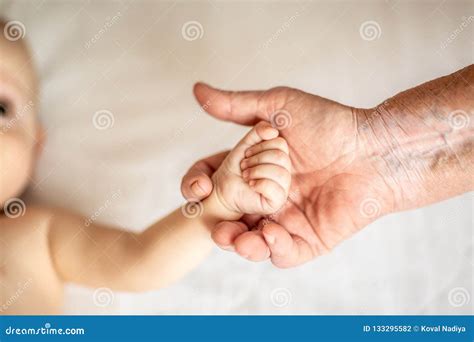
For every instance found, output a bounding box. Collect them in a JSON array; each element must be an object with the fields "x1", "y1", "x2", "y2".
[{"x1": 0, "y1": 102, "x2": 7, "y2": 116}]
